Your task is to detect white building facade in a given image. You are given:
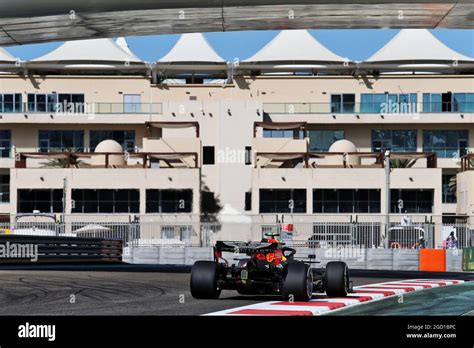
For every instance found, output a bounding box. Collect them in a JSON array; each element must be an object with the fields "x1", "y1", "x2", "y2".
[{"x1": 0, "y1": 30, "x2": 472, "y2": 247}]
